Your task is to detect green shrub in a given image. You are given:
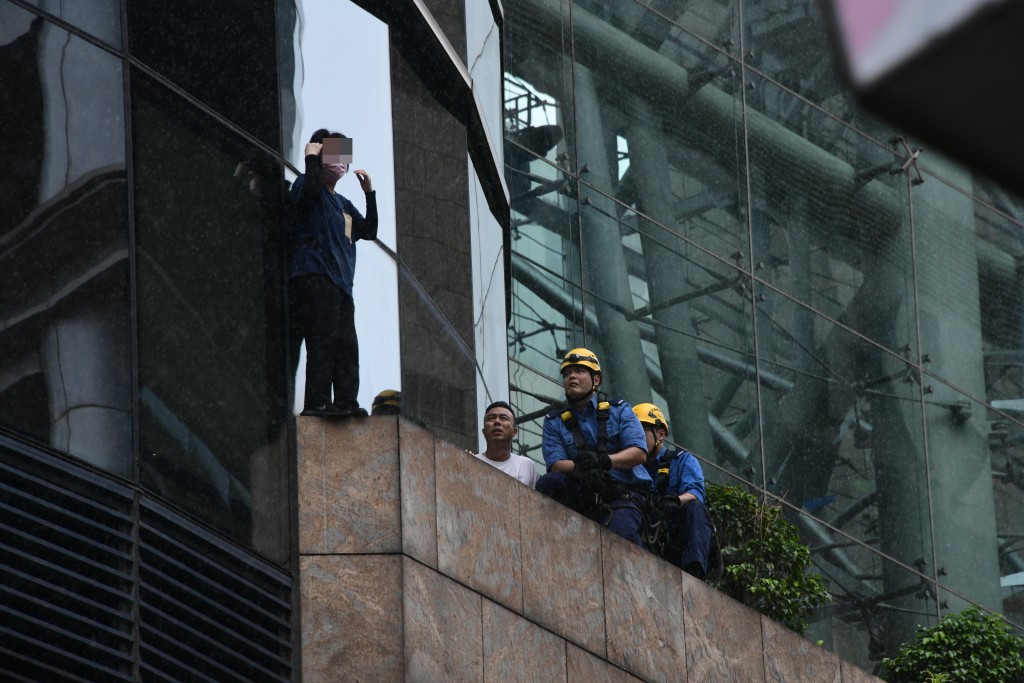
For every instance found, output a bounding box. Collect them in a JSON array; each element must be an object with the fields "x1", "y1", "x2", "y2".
[
  {"x1": 881, "y1": 606, "x2": 1024, "y2": 683},
  {"x1": 705, "y1": 483, "x2": 830, "y2": 635}
]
